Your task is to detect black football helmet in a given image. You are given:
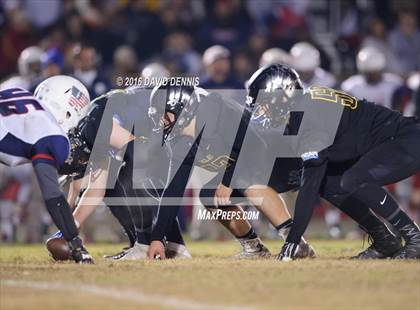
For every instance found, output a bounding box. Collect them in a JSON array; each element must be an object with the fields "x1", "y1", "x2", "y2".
[
  {"x1": 148, "y1": 84, "x2": 202, "y2": 143},
  {"x1": 246, "y1": 64, "x2": 303, "y2": 128},
  {"x1": 58, "y1": 116, "x2": 91, "y2": 176}
]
